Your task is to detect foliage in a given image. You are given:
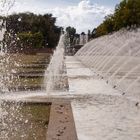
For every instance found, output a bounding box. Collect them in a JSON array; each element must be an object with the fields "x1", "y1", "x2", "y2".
[
  {"x1": 66, "y1": 26, "x2": 76, "y2": 45},
  {"x1": 92, "y1": 0, "x2": 140, "y2": 38},
  {"x1": 5, "y1": 12, "x2": 62, "y2": 48},
  {"x1": 18, "y1": 32, "x2": 43, "y2": 48}
]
